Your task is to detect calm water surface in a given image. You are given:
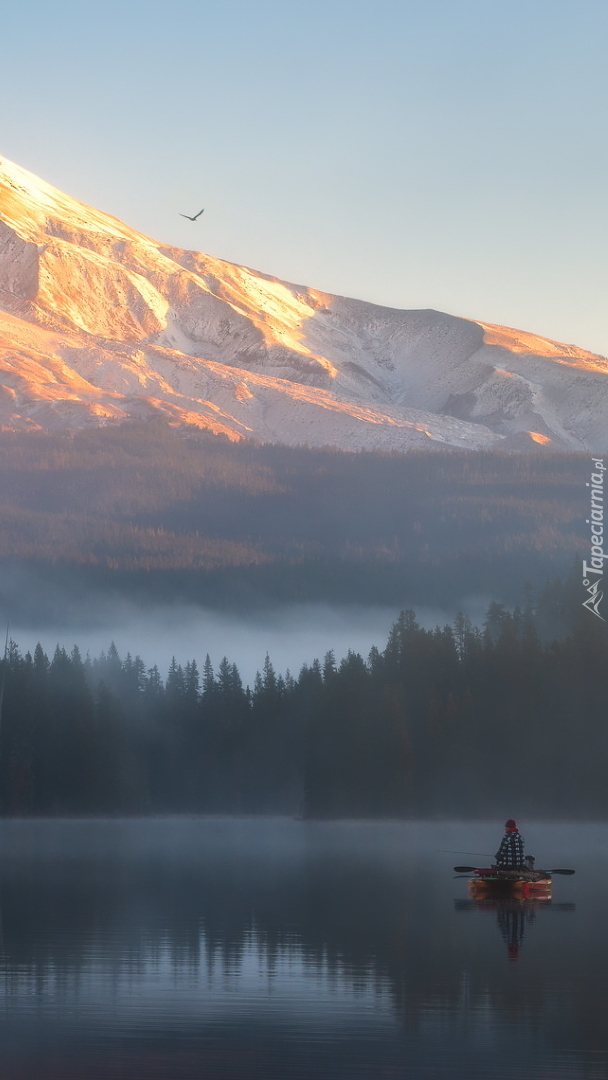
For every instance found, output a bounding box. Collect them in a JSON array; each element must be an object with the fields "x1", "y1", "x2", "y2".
[{"x1": 0, "y1": 818, "x2": 605, "y2": 1079}]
